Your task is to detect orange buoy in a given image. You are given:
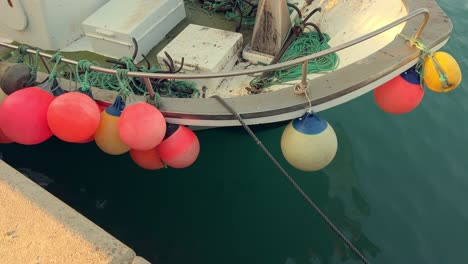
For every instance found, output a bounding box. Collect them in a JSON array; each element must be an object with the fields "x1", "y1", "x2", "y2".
[
  {"x1": 0, "y1": 128, "x2": 13, "y2": 143},
  {"x1": 157, "y1": 124, "x2": 200, "y2": 168},
  {"x1": 0, "y1": 87, "x2": 54, "y2": 145},
  {"x1": 374, "y1": 66, "x2": 424, "y2": 114},
  {"x1": 129, "y1": 147, "x2": 165, "y2": 170},
  {"x1": 94, "y1": 96, "x2": 130, "y2": 155},
  {"x1": 47, "y1": 92, "x2": 100, "y2": 143},
  {"x1": 118, "y1": 102, "x2": 166, "y2": 150}
]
